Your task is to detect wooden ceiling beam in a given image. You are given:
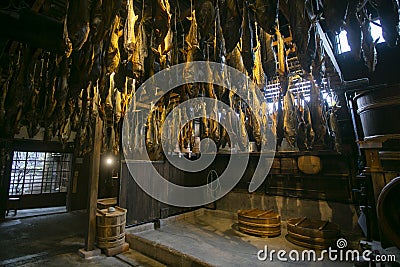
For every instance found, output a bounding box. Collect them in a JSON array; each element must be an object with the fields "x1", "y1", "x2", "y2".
[{"x1": 0, "y1": 8, "x2": 65, "y2": 53}]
